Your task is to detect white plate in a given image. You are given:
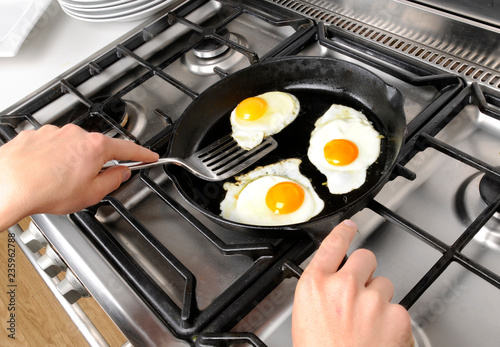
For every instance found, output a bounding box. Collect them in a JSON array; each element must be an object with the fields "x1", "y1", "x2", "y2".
[
  {"x1": 60, "y1": 0, "x2": 138, "y2": 10},
  {"x1": 60, "y1": 0, "x2": 149, "y2": 12},
  {"x1": 59, "y1": 0, "x2": 162, "y2": 17},
  {"x1": 60, "y1": 1, "x2": 162, "y2": 19},
  {"x1": 62, "y1": 0, "x2": 122, "y2": 3},
  {"x1": 59, "y1": 0, "x2": 172, "y2": 22},
  {"x1": 0, "y1": 0, "x2": 52, "y2": 57}
]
